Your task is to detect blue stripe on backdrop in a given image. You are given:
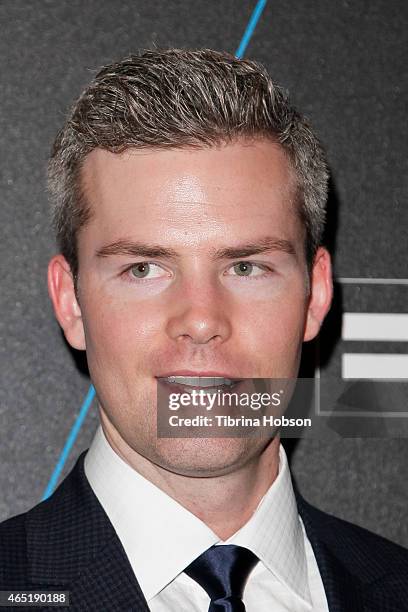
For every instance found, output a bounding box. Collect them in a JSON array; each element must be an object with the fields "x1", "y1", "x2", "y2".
[
  {"x1": 41, "y1": 385, "x2": 96, "y2": 500},
  {"x1": 41, "y1": 0, "x2": 269, "y2": 501},
  {"x1": 235, "y1": 0, "x2": 267, "y2": 59}
]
